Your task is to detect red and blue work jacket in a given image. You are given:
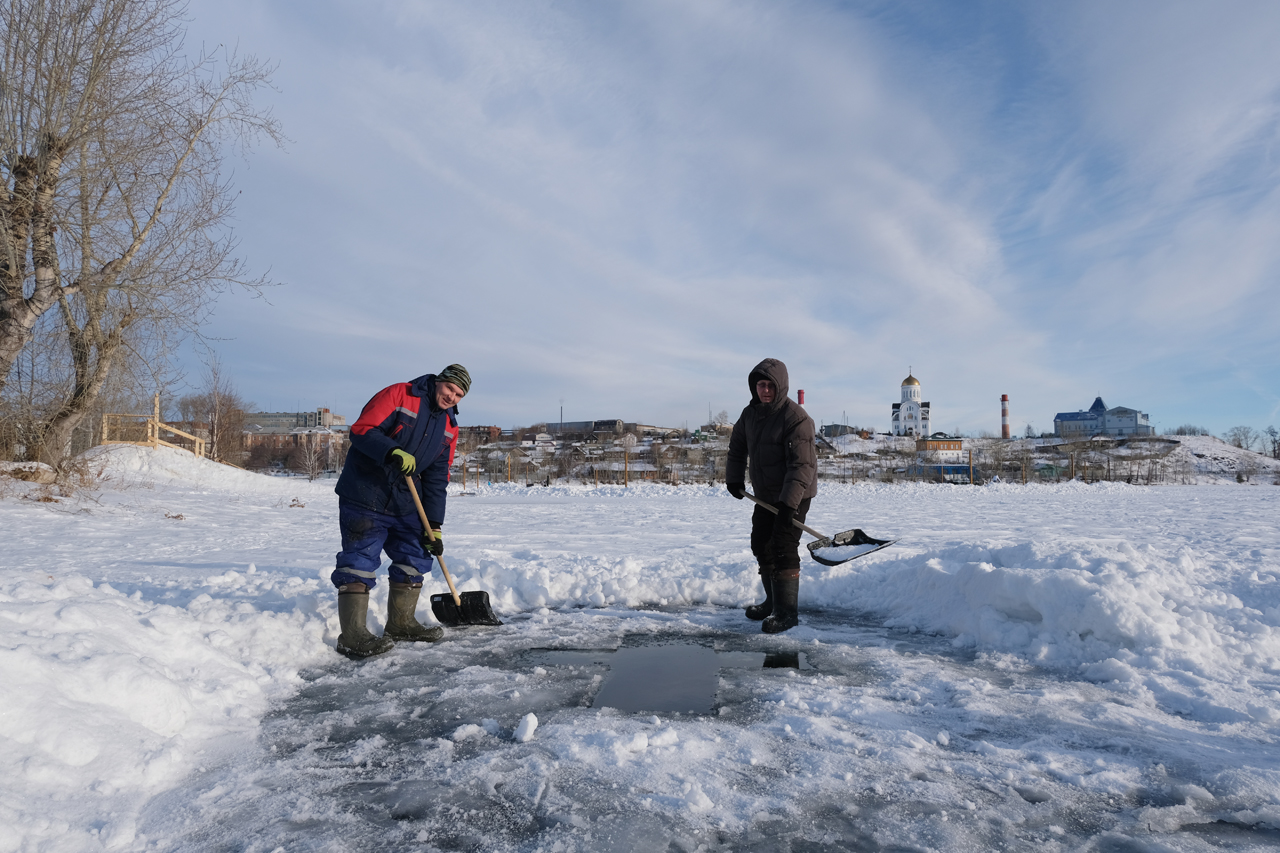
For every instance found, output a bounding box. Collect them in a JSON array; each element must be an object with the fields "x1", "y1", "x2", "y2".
[{"x1": 334, "y1": 373, "x2": 458, "y2": 522}]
